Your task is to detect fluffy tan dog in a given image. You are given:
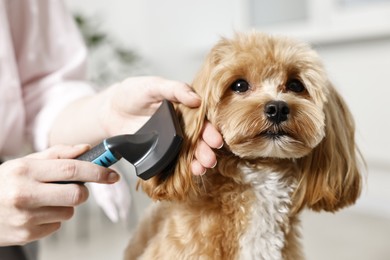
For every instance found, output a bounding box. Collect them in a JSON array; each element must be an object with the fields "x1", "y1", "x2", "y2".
[{"x1": 124, "y1": 31, "x2": 363, "y2": 260}]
